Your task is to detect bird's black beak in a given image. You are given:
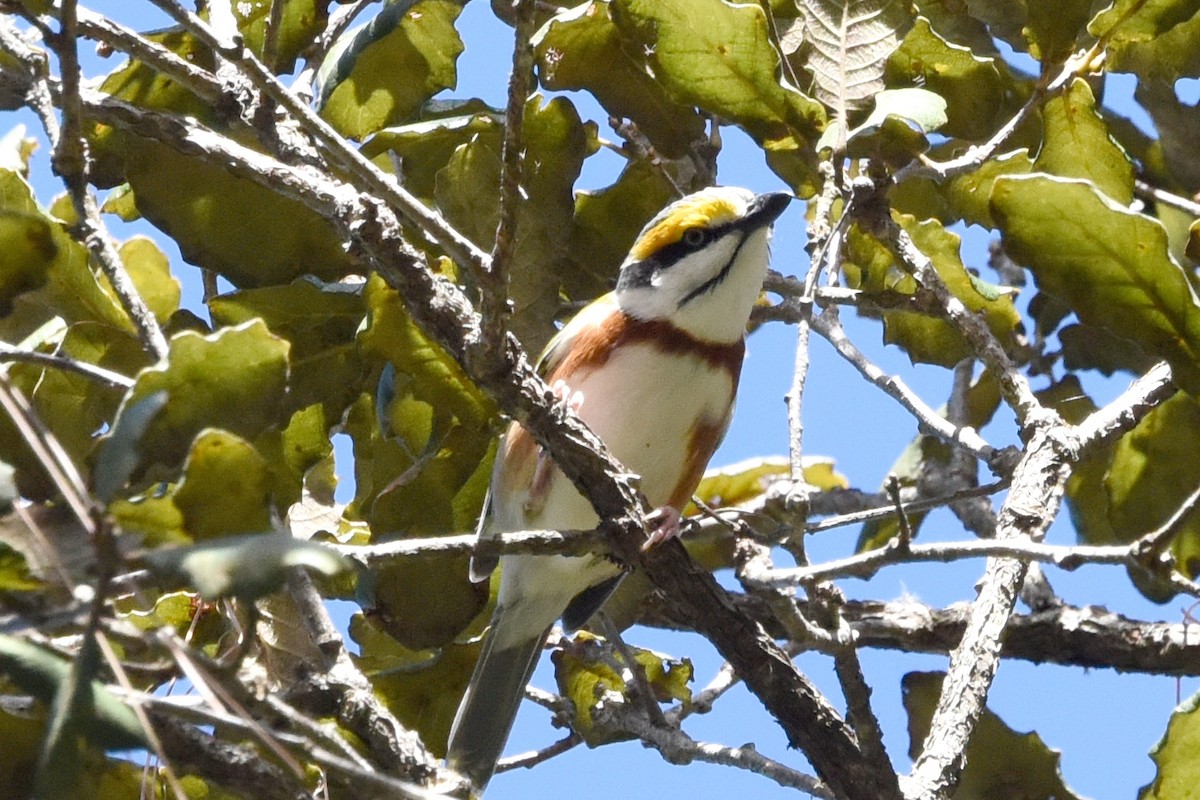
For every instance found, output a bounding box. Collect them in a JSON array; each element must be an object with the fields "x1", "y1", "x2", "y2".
[{"x1": 746, "y1": 191, "x2": 793, "y2": 229}]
